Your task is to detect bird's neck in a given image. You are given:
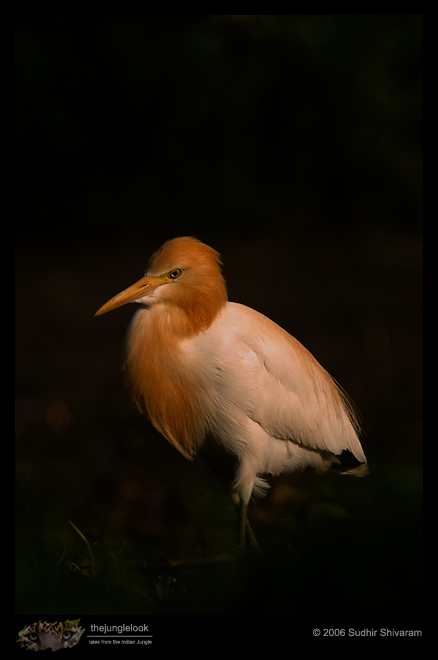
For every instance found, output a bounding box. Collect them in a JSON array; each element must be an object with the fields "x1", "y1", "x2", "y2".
[{"x1": 171, "y1": 281, "x2": 227, "y2": 336}]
